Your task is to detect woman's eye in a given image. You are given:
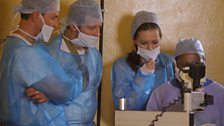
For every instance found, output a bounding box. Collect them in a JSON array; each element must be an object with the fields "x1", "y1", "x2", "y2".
[
  {"x1": 140, "y1": 41, "x2": 147, "y2": 45},
  {"x1": 152, "y1": 41, "x2": 159, "y2": 45},
  {"x1": 87, "y1": 27, "x2": 96, "y2": 30}
]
